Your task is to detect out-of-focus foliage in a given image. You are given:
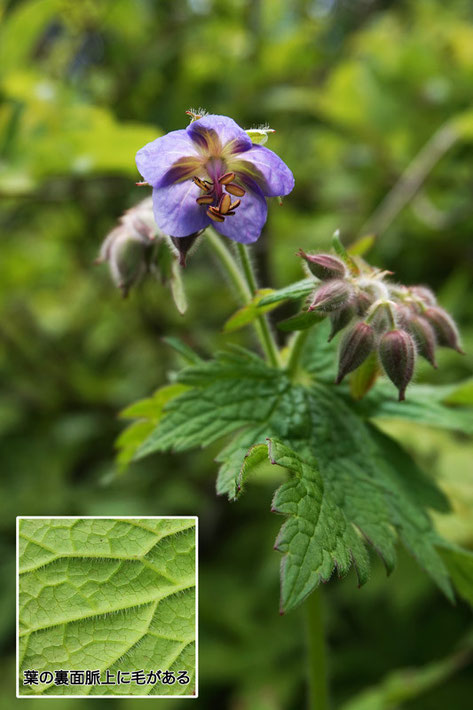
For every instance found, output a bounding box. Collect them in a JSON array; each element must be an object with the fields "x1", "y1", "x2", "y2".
[{"x1": 1, "y1": 0, "x2": 472, "y2": 708}]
